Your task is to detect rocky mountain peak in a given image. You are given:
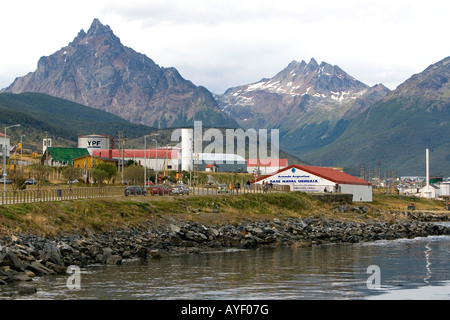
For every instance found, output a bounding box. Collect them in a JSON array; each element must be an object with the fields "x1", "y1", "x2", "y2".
[
  {"x1": 2, "y1": 19, "x2": 237, "y2": 129},
  {"x1": 308, "y1": 58, "x2": 319, "y2": 67},
  {"x1": 286, "y1": 58, "x2": 321, "y2": 74},
  {"x1": 71, "y1": 18, "x2": 122, "y2": 53},
  {"x1": 88, "y1": 18, "x2": 113, "y2": 35},
  {"x1": 228, "y1": 58, "x2": 369, "y2": 101},
  {"x1": 216, "y1": 58, "x2": 389, "y2": 145}
]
